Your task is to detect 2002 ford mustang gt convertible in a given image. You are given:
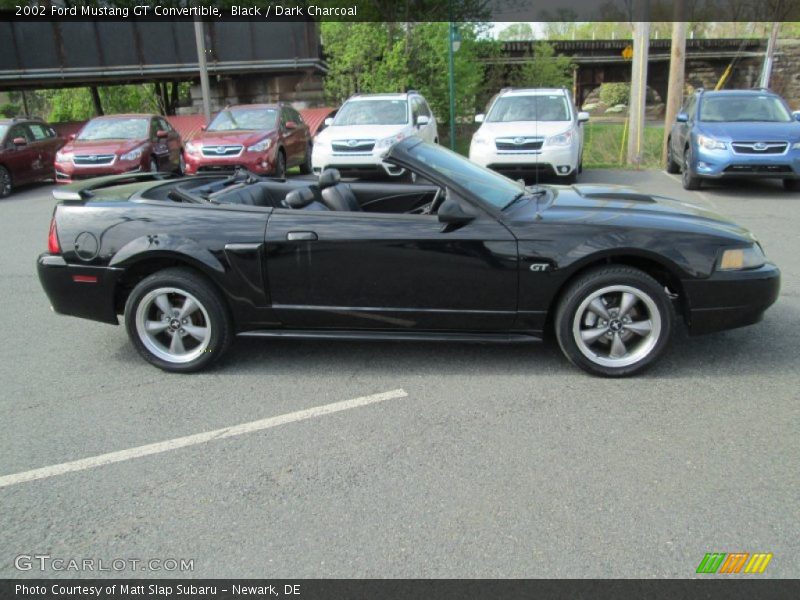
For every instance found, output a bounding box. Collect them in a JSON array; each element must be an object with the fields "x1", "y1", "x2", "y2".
[{"x1": 37, "y1": 138, "x2": 780, "y2": 376}]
